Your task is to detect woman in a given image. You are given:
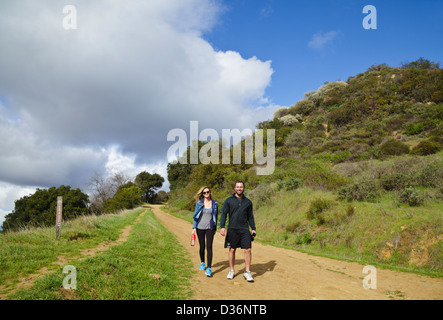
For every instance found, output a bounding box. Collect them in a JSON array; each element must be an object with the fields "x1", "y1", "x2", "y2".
[{"x1": 192, "y1": 186, "x2": 218, "y2": 277}]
